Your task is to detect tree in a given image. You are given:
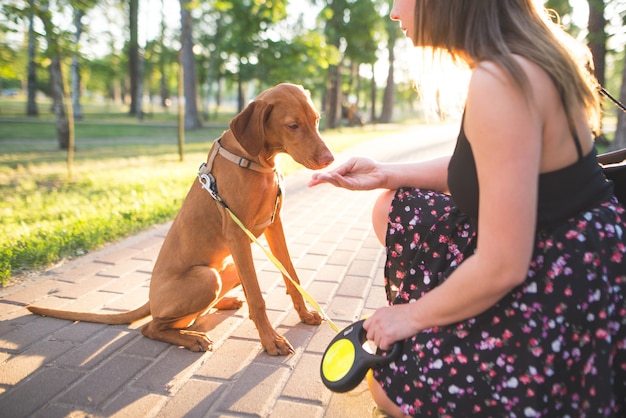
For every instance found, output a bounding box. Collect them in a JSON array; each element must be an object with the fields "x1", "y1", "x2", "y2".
[
  {"x1": 614, "y1": 55, "x2": 626, "y2": 148},
  {"x1": 34, "y1": 1, "x2": 75, "y2": 179},
  {"x1": 208, "y1": 0, "x2": 288, "y2": 112},
  {"x1": 26, "y1": 0, "x2": 38, "y2": 116},
  {"x1": 587, "y1": 0, "x2": 607, "y2": 87},
  {"x1": 320, "y1": 0, "x2": 347, "y2": 129},
  {"x1": 320, "y1": 0, "x2": 385, "y2": 128},
  {"x1": 379, "y1": 12, "x2": 403, "y2": 123},
  {"x1": 256, "y1": 31, "x2": 339, "y2": 90},
  {"x1": 128, "y1": 0, "x2": 140, "y2": 116},
  {"x1": 180, "y1": 0, "x2": 202, "y2": 129},
  {"x1": 70, "y1": 5, "x2": 85, "y2": 120}
]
